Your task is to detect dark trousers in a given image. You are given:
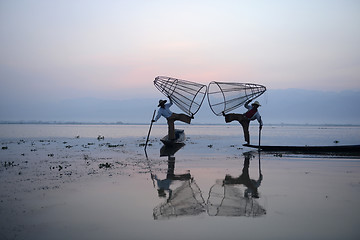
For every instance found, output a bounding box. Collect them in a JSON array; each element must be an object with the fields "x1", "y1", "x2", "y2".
[
  {"x1": 167, "y1": 113, "x2": 191, "y2": 140},
  {"x1": 224, "y1": 113, "x2": 250, "y2": 144}
]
